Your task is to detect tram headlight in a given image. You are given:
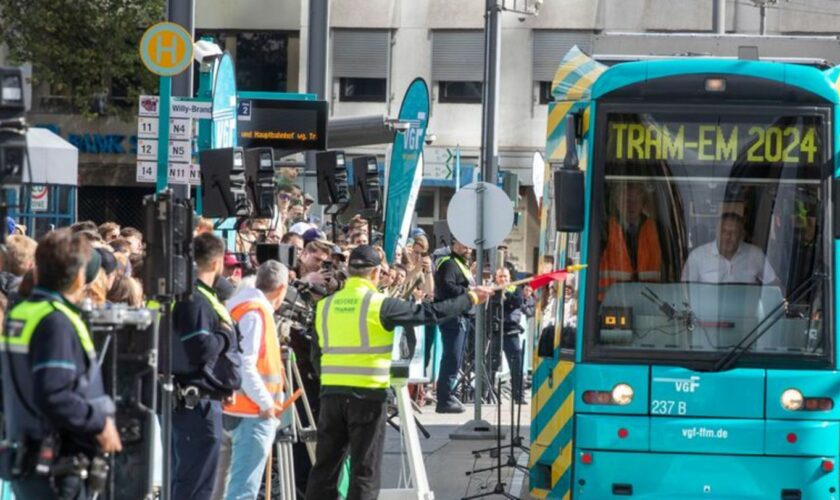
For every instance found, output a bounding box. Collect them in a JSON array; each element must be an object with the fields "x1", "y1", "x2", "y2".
[
  {"x1": 611, "y1": 383, "x2": 634, "y2": 406},
  {"x1": 781, "y1": 388, "x2": 804, "y2": 411}
]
